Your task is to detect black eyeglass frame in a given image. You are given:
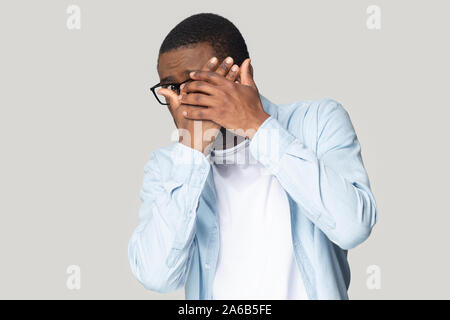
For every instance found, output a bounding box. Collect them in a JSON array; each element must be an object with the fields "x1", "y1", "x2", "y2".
[{"x1": 150, "y1": 78, "x2": 193, "y2": 105}]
